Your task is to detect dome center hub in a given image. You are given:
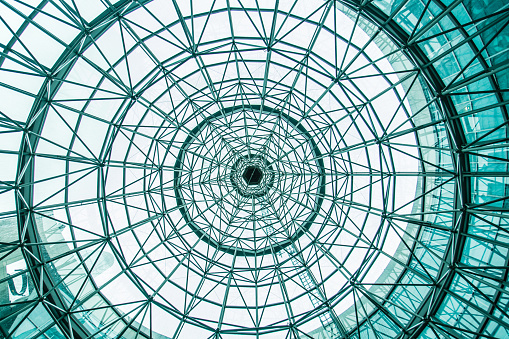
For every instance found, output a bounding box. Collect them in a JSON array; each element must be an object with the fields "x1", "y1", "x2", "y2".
[
  {"x1": 243, "y1": 166, "x2": 263, "y2": 185},
  {"x1": 230, "y1": 155, "x2": 274, "y2": 198}
]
